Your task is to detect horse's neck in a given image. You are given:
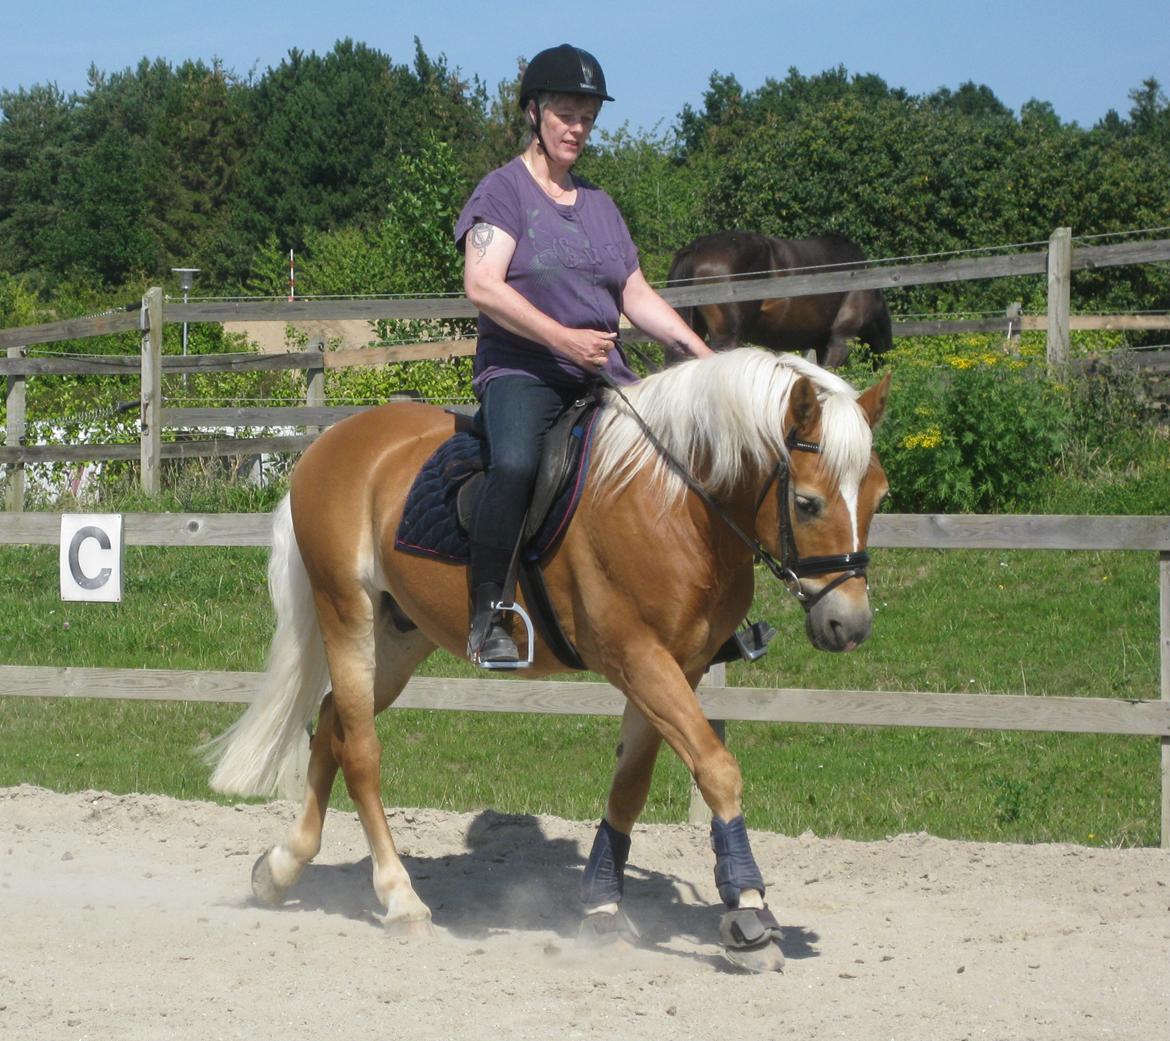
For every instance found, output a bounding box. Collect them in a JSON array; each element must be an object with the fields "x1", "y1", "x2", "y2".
[{"x1": 683, "y1": 454, "x2": 776, "y2": 562}]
